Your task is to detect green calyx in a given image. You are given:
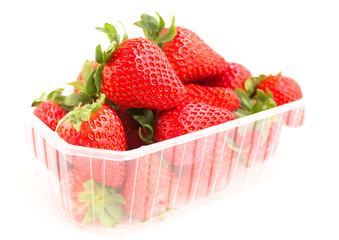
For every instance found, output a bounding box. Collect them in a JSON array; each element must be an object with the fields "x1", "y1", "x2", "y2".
[
  {"x1": 32, "y1": 88, "x2": 65, "y2": 107},
  {"x1": 234, "y1": 88, "x2": 276, "y2": 118},
  {"x1": 70, "y1": 23, "x2": 129, "y2": 97},
  {"x1": 243, "y1": 74, "x2": 267, "y2": 98},
  {"x1": 31, "y1": 88, "x2": 93, "y2": 112},
  {"x1": 56, "y1": 93, "x2": 106, "y2": 132},
  {"x1": 80, "y1": 180, "x2": 125, "y2": 228},
  {"x1": 135, "y1": 12, "x2": 177, "y2": 48},
  {"x1": 127, "y1": 108, "x2": 159, "y2": 145},
  {"x1": 233, "y1": 74, "x2": 277, "y2": 118}
]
